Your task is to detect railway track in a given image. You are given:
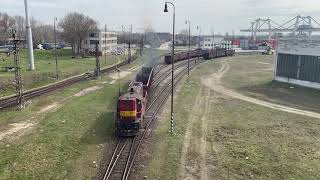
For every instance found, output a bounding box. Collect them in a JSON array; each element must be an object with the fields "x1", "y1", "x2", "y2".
[
  {"x1": 102, "y1": 58, "x2": 203, "y2": 180},
  {"x1": 0, "y1": 57, "x2": 138, "y2": 110},
  {"x1": 151, "y1": 60, "x2": 191, "y2": 92}
]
